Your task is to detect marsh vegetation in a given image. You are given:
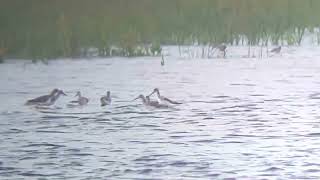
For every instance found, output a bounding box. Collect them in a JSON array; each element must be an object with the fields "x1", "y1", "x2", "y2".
[{"x1": 1, "y1": 0, "x2": 320, "y2": 59}]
